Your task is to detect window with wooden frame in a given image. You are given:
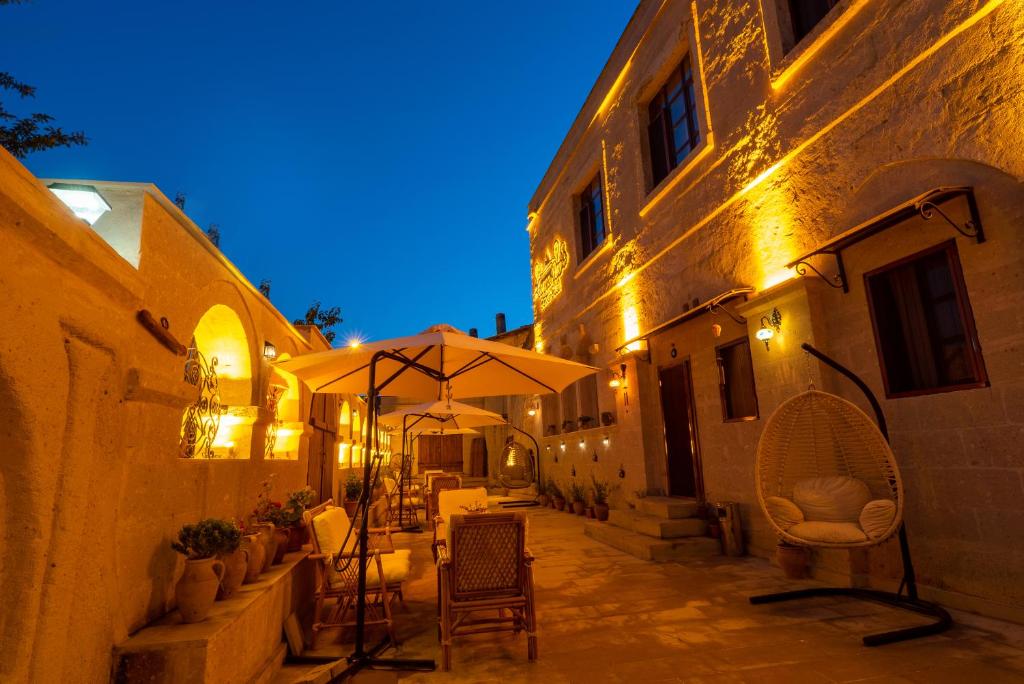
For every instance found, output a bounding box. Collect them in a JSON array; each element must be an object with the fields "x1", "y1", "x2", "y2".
[
  {"x1": 716, "y1": 338, "x2": 758, "y2": 421},
  {"x1": 575, "y1": 173, "x2": 606, "y2": 262},
  {"x1": 865, "y1": 240, "x2": 987, "y2": 398},
  {"x1": 646, "y1": 53, "x2": 700, "y2": 189},
  {"x1": 774, "y1": 0, "x2": 841, "y2": 53}
]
